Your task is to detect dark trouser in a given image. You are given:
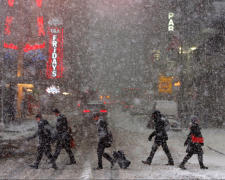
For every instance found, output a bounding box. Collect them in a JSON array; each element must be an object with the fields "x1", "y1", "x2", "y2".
[
  {"x1": 36, "y1": 145, "x2": 54, "y2": 165},
  {"x1": 97, "y1": 143, "x2": 114, "y2": 168},
  {"x1": 181, "y1": 152, "x2": 204, "y2": 166},
  {"x1": 54, "y1": 140, "x2": 75, "y2": 163},
  {"x1": 147, "y1": 141, "x2": 174, "y2": 164}
]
